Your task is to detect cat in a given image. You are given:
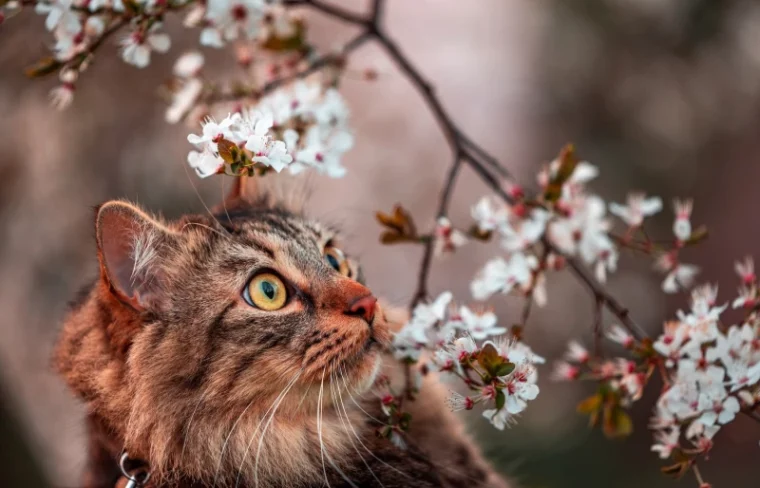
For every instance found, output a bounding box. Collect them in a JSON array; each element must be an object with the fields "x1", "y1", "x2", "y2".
[{"x1": 54, "y1": 183, "x2": 510, "y2": 488}]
